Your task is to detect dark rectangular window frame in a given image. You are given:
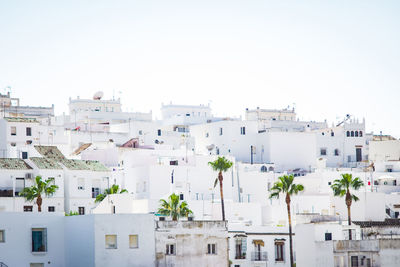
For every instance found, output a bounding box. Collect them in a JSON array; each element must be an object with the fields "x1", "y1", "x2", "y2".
[
  {"x1": 48, "y1": 206, "x2": 55, "y2": 212},
  {"x1": 26, "y1": 127, "x2": 32, "y2": 136},
  {"x1": 24, "y1": 205, "x2": 33, "y2": 212},
  {"x1": 78, "y1": 207, "x2": 85, "y2": 215}
]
